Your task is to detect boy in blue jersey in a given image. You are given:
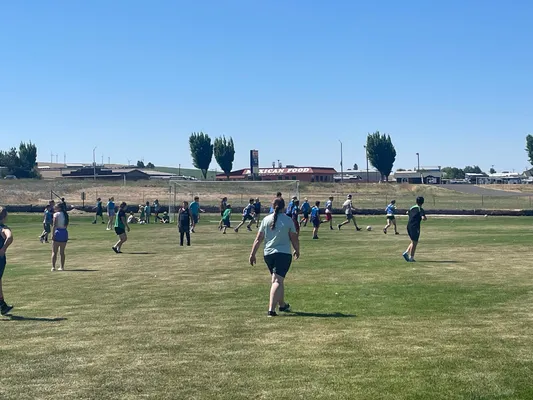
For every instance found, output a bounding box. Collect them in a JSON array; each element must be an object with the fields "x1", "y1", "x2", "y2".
[
  {"x1": 39, "y1": 200, "x2": 55, "y2": 243},
  {"x1": 310, "y1": 201, "x2": 321, "y2": 239},
  {"x1": 299, "y1": 198, "x2": 311, "y2": 227},
  {"x1": 189, "y1": 196, "x2": 205, "y2": 233},
  {"x1": 235, "y1": 198, "x2": 255, "y2": 232},
  {"x1": 383, "y1": 200, "x2": 399, "y2": 234},
  {"x1": 403, "y1": 197, "x2": 427, "y2": 262},
  {"x1": 291, "y1": 199, "x2": 300, "y2": 234},
  {"x1": 254, "y1": 198, "x2": 261, "y2": 228},
  {"x1": 93, "y1": 198, "x2": 104, "y2": 224},
  {"x1": 285, "y1": 196, "x2": 297, "y2": 217}
]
